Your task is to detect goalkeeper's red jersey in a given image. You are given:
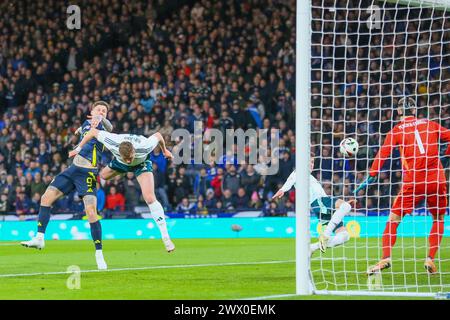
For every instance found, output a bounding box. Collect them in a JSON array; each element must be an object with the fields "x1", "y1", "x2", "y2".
[{"x1": 370, "y1": 116, "x2": 450, "y2": 183}]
